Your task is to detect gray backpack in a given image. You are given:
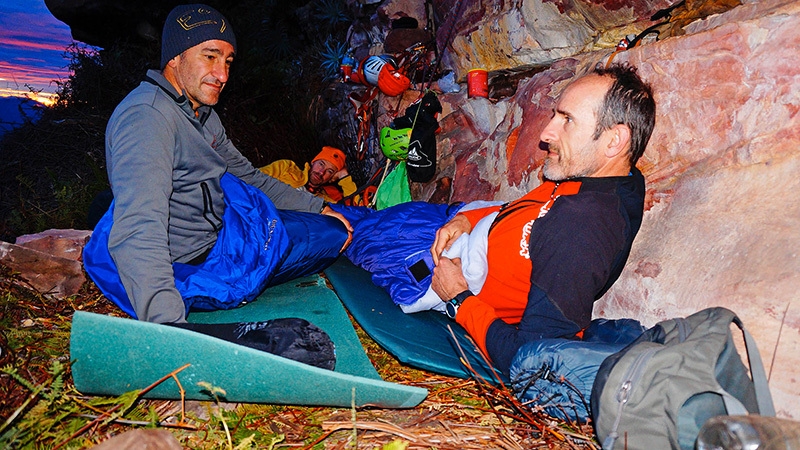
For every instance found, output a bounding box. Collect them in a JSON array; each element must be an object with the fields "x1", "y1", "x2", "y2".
[{"x1": 591, "y1": 307, "x2": 775, "y2": 450}]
